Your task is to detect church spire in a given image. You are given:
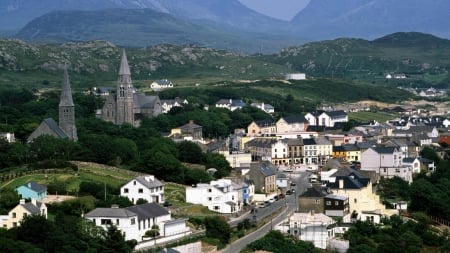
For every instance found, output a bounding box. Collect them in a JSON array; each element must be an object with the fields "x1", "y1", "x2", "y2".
[
  {"x1": 59, "y1": 63, "x2": 74, "y2": 107},
  {"x1": 119, "y1": 49, "x2": 131, "y2": 76},
  {"x1": 59, "y1": 63, "x2": 77, "y2": 141}
]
